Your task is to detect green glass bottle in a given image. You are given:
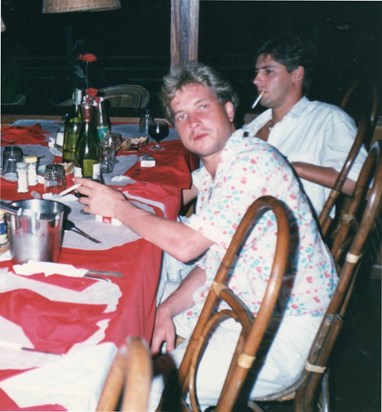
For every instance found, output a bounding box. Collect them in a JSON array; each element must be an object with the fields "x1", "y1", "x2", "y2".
[
  {"x1": 74, "y1": 102, "x2": 101, "y2": 181},
  {"x1": 95, "y1": 97, "x2": 111, "y2": 141},
  {"x1": 62, "y1": 89, "x2": 83, "y2": 163}
]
